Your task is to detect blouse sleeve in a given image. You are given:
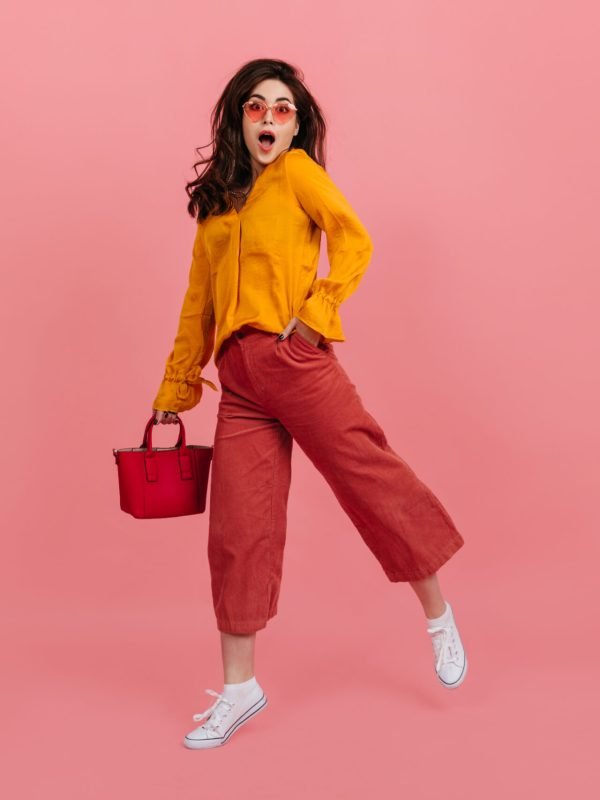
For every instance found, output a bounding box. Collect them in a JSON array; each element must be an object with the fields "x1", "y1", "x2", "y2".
[
  {"x1": 152, "y1": 222, "x2": 218, "y2": 413},
  {"x1": 284, "y1": 149, "x2": 374, "y2": 341}
]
